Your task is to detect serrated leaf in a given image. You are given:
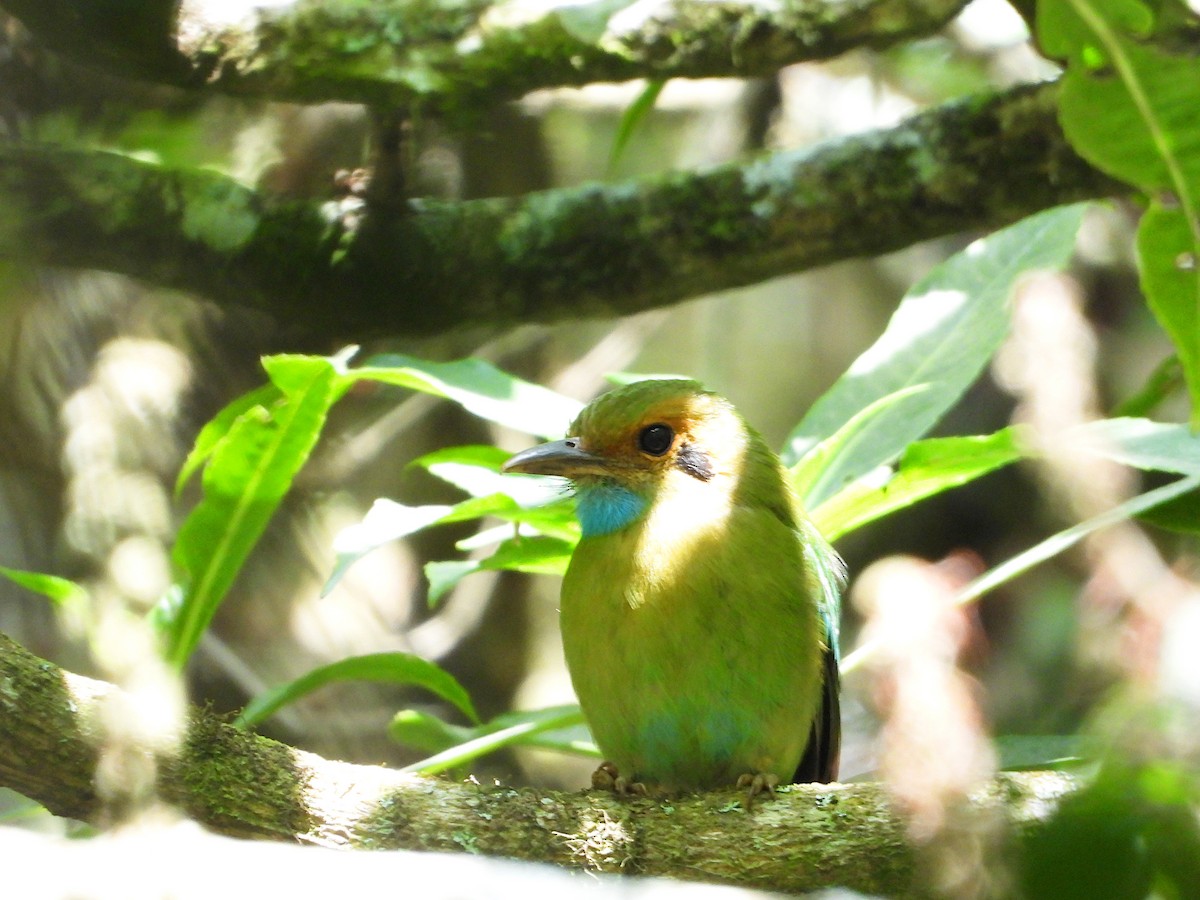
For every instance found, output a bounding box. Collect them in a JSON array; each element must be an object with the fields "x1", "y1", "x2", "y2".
[
  {"x1": 235, "y1": 652, "x2": 480, "y2": 729},
  {"x1": 0, "y1": 566, "x2": 88, "y2": 607},
  {"x1": 351, "y1": 354, "x2": 583, "y2": 438},
  {"x1": 161, "y1": 355, "x2": 339, "y2": 668},
  {"x1": 811, "y1": 428, "x2": 1024, "y2": 540},
  {"x1": 782, "y1": 205, "x2": 1086, "y2": 481}
]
